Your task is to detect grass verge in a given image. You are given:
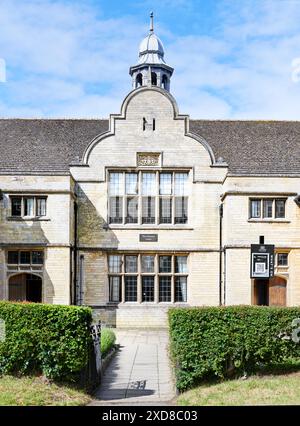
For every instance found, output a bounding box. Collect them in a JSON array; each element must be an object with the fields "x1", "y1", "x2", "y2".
[
  {"x1": 0, "y1": 375, "x2": 91, "y2": 406},
  {"x1": 178, "y1": 371, "x2": 300, "y2": 406}
]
